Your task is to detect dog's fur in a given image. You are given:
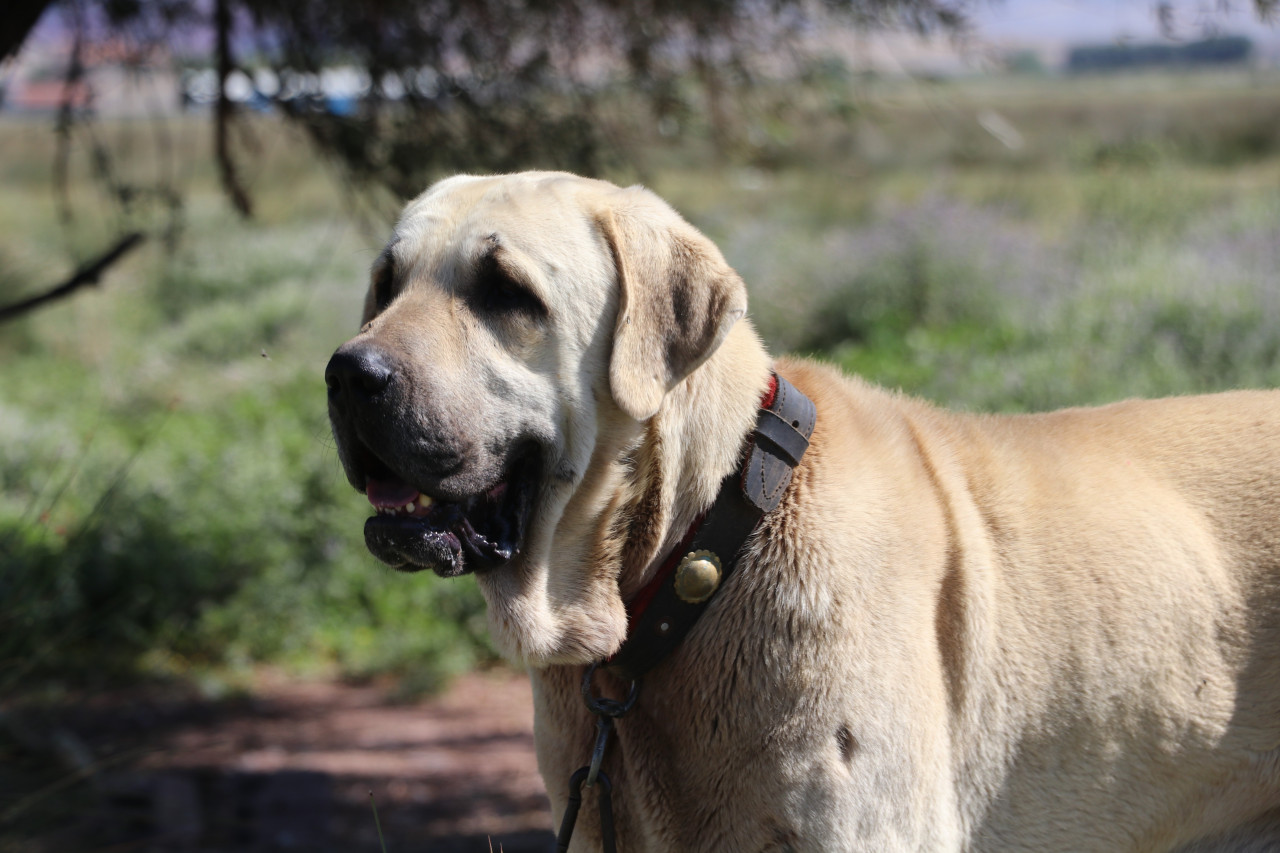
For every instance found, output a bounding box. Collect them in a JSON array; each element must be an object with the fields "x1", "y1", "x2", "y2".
[{"x1": 329, "y1": 171, "x2": 1280, "y2": 851}]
